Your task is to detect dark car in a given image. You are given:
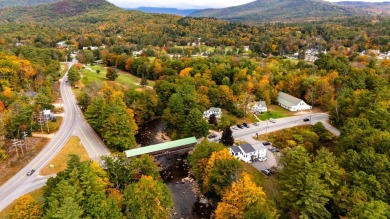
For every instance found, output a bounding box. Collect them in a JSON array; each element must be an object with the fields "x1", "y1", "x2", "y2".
[
  {"x1": 303, "y1": 118, "x2": 310, "y2": 122},
  {"x1": 208, "y1": 133, "x2": 217, "y2": 139},
  {"x1": 243, "y1": 122, "x2": 250, "y2": 128},
  {"x1": 263, "y1": 141, "x2": 271, "y2": 146},
  {"x1": 26, "y1": 169, "x2": 35, "y2": 176},
  {"x1": 268, "y1": 147, "x2": 280, "y2": 153},
  {"x1": 237, "y1": 124, "x2": 244, "y2": 129},
  {"x1": 261, "y1": 169, "x2": 271, "y2": 176}
]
